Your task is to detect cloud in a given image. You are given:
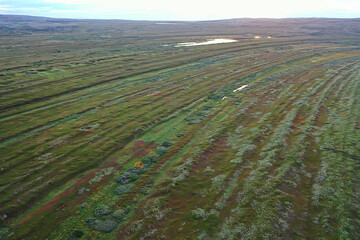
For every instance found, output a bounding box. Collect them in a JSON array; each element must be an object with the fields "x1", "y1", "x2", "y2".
[
  {"x1": 329, "y1": 0, "x2": 360, "y2": 12},
  {"x1": 51, "y1": 9, "x2": 82, "y2": 13},
  {"x1": 44, "y1": 0, "x2": 94, "y2": 4},
  {"x1": 2, "y1": 0, "x2": 360, "y2": 20},
  {"x1": 44, "y1": 0, "x2": 360, "y2": 19}
]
